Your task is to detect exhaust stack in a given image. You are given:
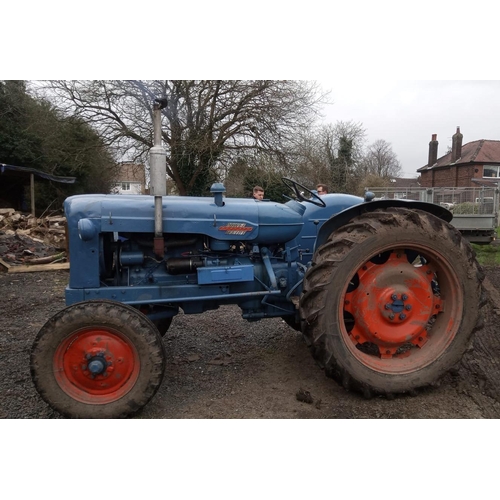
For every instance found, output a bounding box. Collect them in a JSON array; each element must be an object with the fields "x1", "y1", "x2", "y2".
[{"x1": 150, "y1": 98, "x2": 168, "y2": 257}]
